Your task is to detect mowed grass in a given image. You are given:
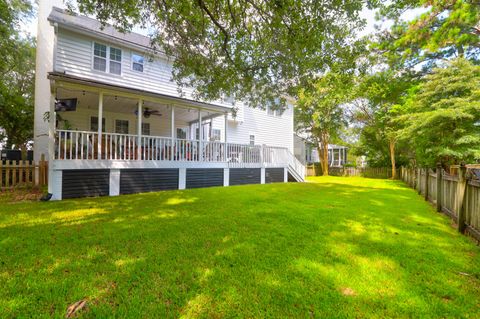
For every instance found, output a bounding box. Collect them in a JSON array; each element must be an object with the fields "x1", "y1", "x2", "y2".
[{"x1": 1, "y1": 177, "x2": 480, "y2": 318}]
